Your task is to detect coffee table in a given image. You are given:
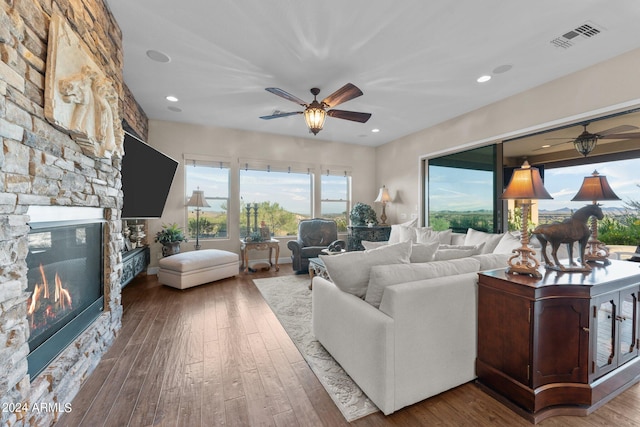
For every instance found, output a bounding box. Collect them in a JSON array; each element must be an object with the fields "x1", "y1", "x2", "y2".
[{"x1": 308, "y1": 257, "x2": 330, "y2": 289}]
